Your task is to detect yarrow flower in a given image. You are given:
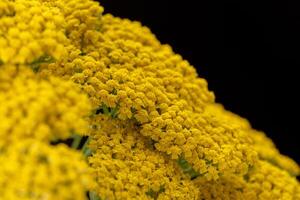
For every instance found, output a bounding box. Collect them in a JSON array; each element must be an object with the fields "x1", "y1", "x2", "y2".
[
  {"x1": 39, "y1": 9, "x2": 257, "y2": 181},
  {"x1": 0, "y1": 0, "x2": 299, "y2": 199},
  {"x1": 0, "y1": 139, "x2": 94, "y2": 200},
  {"x1": 0, "y1": 0, "x2": 67, "y2": 64},
  {"x1": 194, "y1": 160, "x2": 300, "y2": 200},
  {"x1": 88, "y1": 115, "x2": 199, "y2": 199},
  {"x1": 206, "y1": 103, "x2": 300, "y2": 177},
  {"x1": 0, "y1": 65, "x2": 91, "y2": 146}
]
